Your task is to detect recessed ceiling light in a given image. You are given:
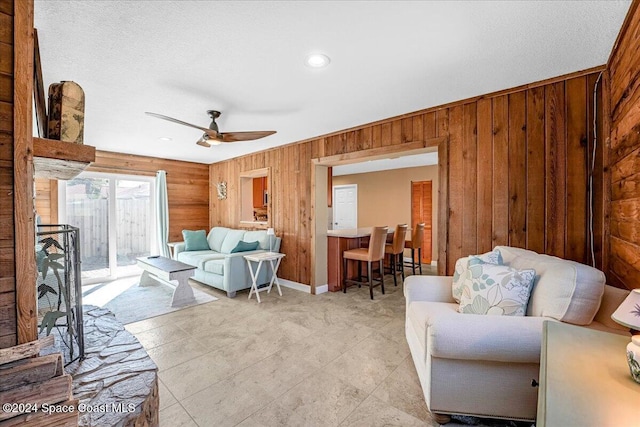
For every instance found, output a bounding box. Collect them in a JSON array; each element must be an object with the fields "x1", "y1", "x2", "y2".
[
  {"x1": 158, "y1": 136, "x2": 172, "y2": 142},
  {"x1": 305, "y1": 53, "x2": 330, "y2": 68}
]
